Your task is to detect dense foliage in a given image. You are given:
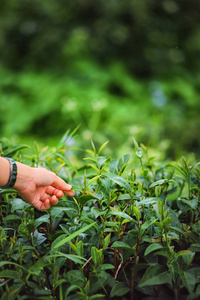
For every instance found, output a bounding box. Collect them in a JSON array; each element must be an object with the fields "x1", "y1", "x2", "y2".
[
  {"x1": 1, "y1": 0, "x2": 200, "y2": 78},
  {"x1": 0, "y1": 0, "x2": 200, "y2": 160},
  {"x1": 0, "y1": 136, "x2": 200, "y2": 299},
  {"x1": 0, "y1": 64, "x2": 200, "y2": 160}
]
